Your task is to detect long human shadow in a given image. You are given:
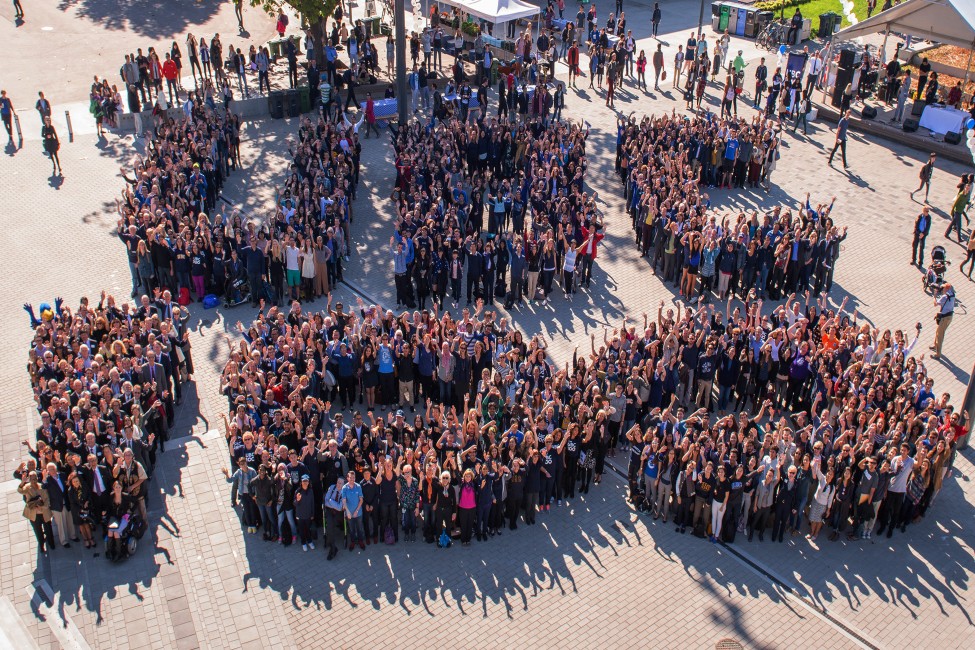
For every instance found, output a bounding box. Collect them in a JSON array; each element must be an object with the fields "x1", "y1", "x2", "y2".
[{"x1": 238, "y1": 469, "x2": 804, "y2": 648}]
